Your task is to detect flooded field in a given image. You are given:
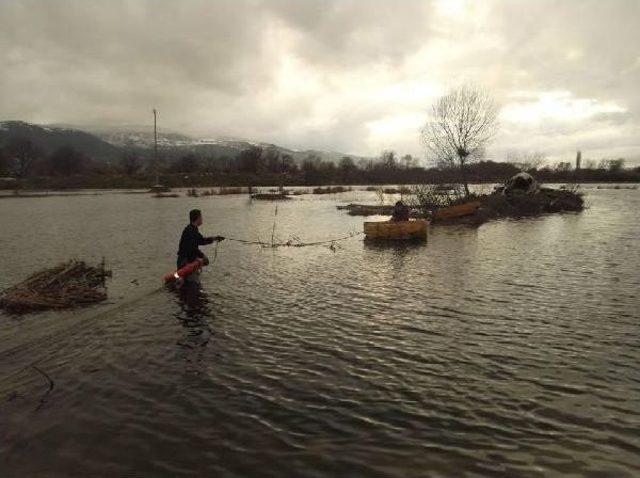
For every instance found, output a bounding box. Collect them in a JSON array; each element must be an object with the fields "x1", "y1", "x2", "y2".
[{"x1": 1, "y1": 187, "x2": 639, "y2": 477}]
